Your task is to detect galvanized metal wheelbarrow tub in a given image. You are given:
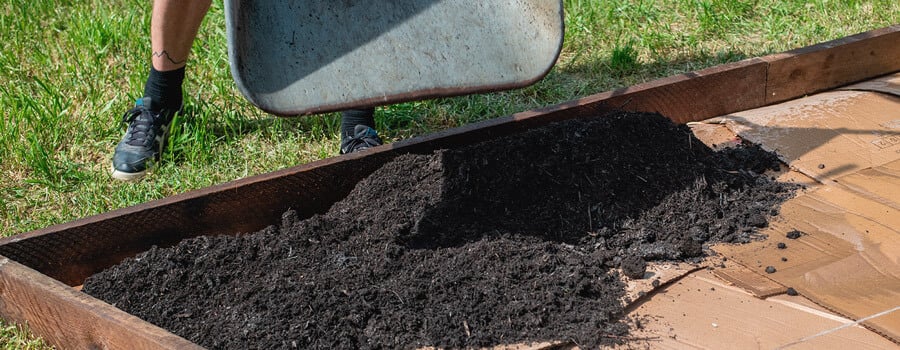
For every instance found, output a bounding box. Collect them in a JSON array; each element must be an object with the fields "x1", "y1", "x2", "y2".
[{"x1": 224, "y1": 0, "x2": 565, "y2": 116}]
